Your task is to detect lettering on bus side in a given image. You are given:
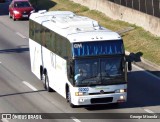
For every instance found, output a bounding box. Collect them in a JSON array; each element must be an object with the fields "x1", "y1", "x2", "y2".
[{"x1": 74, "y1": 43, "x2": 82, "y2": 48}]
